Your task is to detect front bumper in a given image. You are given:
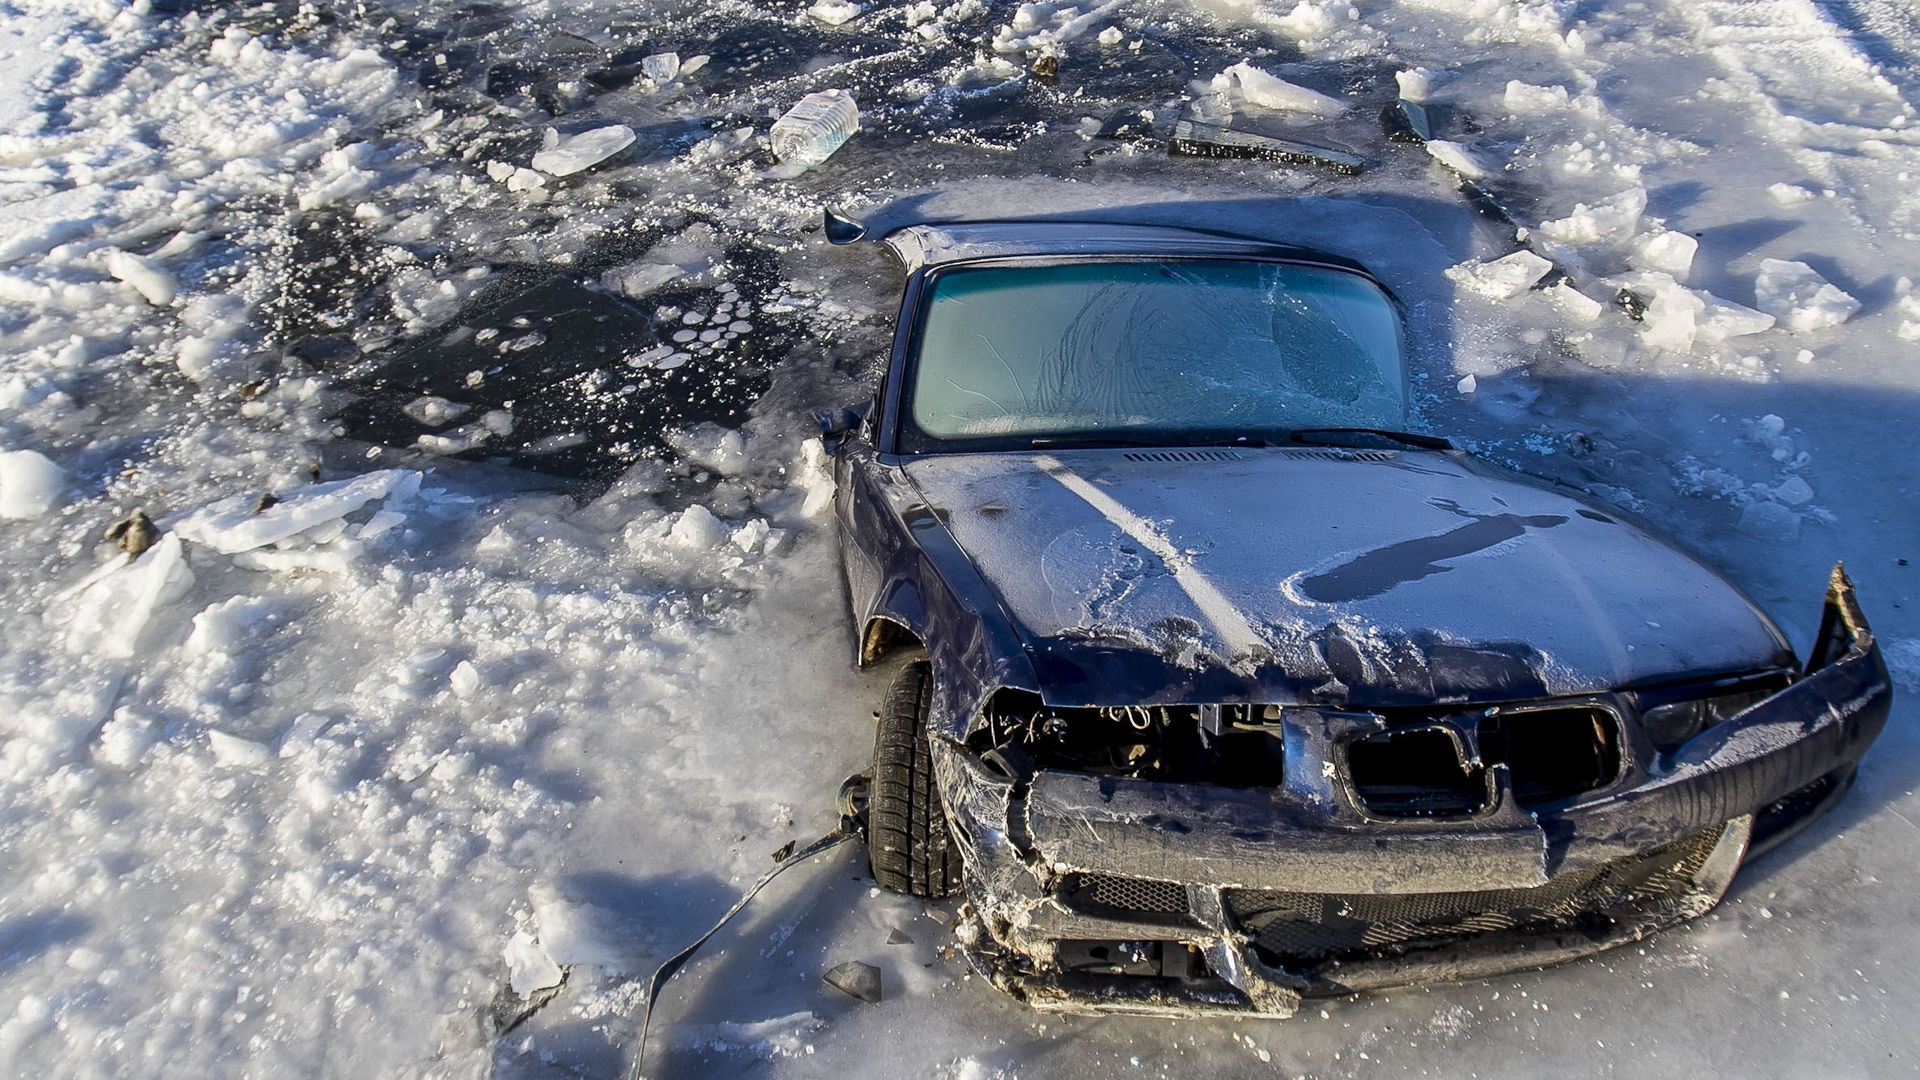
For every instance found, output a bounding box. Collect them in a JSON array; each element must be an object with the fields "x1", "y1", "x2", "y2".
[{"x1": 936, "y1": 566, "x2": 1893, "y2": 1018}]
